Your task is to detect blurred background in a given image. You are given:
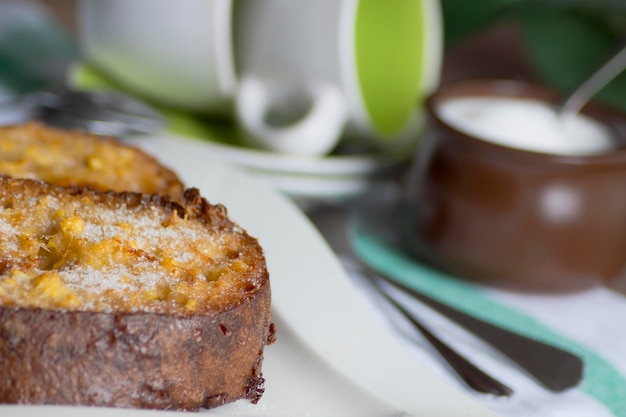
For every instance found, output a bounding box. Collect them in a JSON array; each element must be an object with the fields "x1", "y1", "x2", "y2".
[
  {"x1": 10, "y1": 0, "x2": 625, "y2": 113},
  {"x1": 2, "y1": 0, "x2": 625, "y2": 218}
]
